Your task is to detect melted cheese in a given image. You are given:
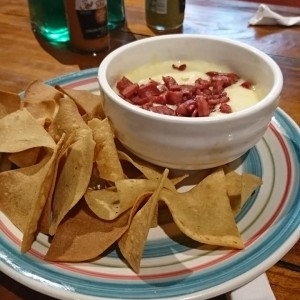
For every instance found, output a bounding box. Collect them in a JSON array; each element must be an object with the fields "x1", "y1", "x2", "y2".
[{"x1": 124, "y1": 60, "x2": 259, "y2": 114}]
